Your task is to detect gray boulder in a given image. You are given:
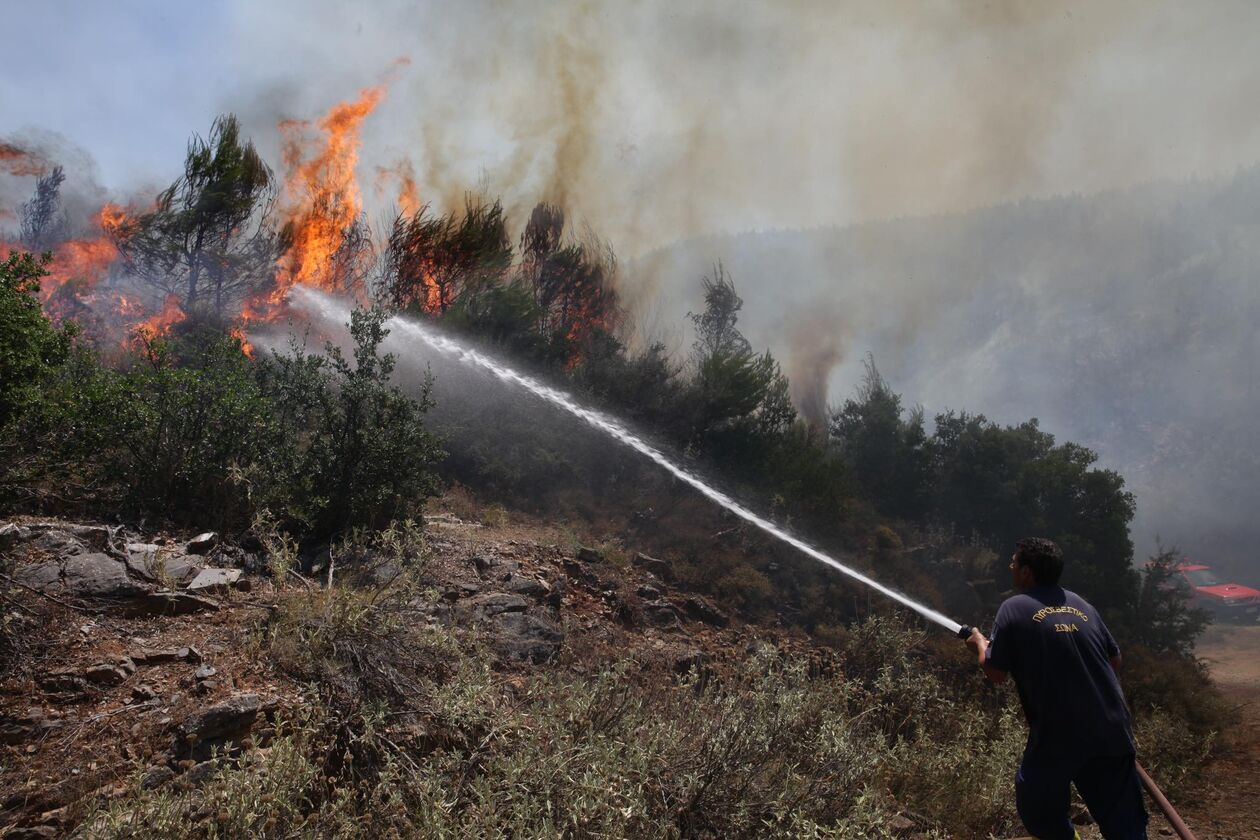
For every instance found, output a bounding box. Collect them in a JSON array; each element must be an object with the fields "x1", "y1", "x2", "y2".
[
  {"x1": 178, "y1": 694, "x2": 261, "y2": 745},
  {"x1": 187, "y1": 568, "x2": 242, "y2": 594},
  {"x1": 633, "y1": 552, "x2": 673, "y2": 581},
  {"x1": 62, "y1": 553, "x2": 147, "y2": 599},
  {"x1": 641, "y1": 601, "x2": 684, "y2": 630},
  {"x1": 489, "y1": 612, "x2": 564, "y2": 664},
  {"x1": 186, "y1": 532, "x2": 219, "y2": 555}
]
